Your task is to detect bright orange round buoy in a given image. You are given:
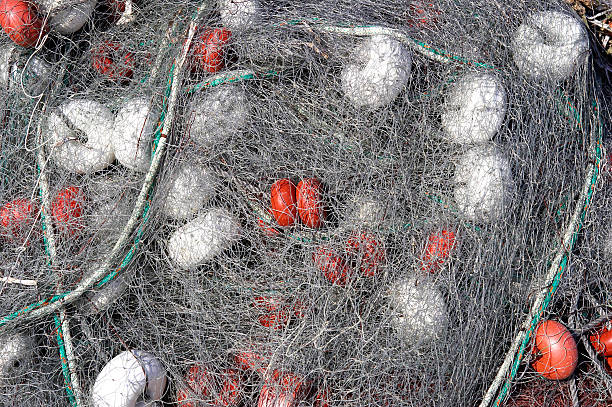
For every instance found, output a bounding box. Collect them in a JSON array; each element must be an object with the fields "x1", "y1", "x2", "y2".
[
  {"x1": 191, "y1": 27, "x2": 231, "y2": 73},
  {"x1": 177, "y1": 364, "x2": 242, "y2": 407},
  {"x1": 346, "y1": 231, "x2": 385, "y2": 277},
  {"x1": 531, "y1": 320, "x2": 578, "y2": 380},
  {"x1": 589, "y1": 322, "x2": 612, "y2": 357},
  {"x1": 421, "y1": 229, "x2": 456, "y2": 273},
  {"x1": 0, "y1": 198, "x2": 37, "y2": 241},
  {"x1": 0, "y1": 0, "x2": 45, "y2": 47},
  {"x1": 258, "y1": 371, "x2": 308, "y2": 407},
  {"x1": 313, "y1": 245, "x2": 352, "y2": 286},
  {"x1": 270, "y1": 179, "x2": 297, "y2": 227},
  {"x1": 253, "y1": 296, "x2": 290, "y2": 330},
  {"x1": 92, "y1": 41, "x2": 135, "y2": 81},
  {"x1": 52, "y1": 186, "x2": 84, "y2": 235},
  {"x1": 296, "y1": 178, "x2": 325, "y2": 228}
]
